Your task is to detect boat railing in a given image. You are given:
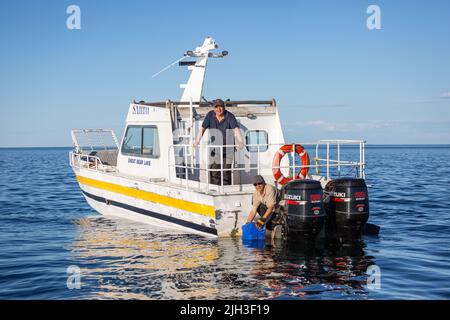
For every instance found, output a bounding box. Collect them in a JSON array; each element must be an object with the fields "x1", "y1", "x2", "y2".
[
  {"x1": 137, "y1": 99, "x2": 276, "y2": 108},
  {"x1": 168, "y1": 140, "x2": 366, "y2": 193},
  {"x1": 69, "y1": 151, "x2": 117, "y2": 172},
  {"x1": 70, "y1": 129, "x2": 119, "y2": 171}
]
